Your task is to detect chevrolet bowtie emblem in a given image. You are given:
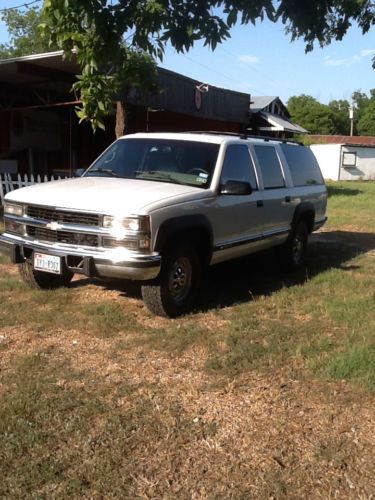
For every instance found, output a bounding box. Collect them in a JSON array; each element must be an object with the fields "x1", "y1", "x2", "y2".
[{"x1": 46, "y1": 222, "x2": 62, "y2": 230}]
